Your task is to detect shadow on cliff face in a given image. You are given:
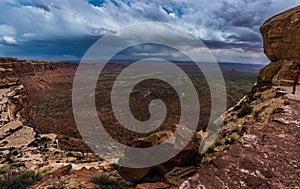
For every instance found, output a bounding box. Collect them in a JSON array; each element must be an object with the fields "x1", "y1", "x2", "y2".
[
  {"x1": 14, "y1": 62, "x2": 92, "y2": 152},
  {"x1": 181, "y1": 5, "x2": 300, "y2": 188},
  {"x1": 4, "y1": 60, "x2": 256, "y2": 153}
]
